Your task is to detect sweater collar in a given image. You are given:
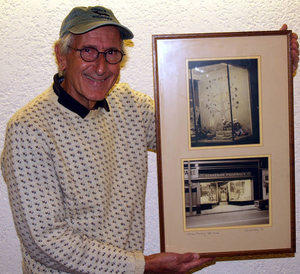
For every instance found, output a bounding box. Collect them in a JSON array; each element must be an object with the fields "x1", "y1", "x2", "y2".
[{"x1": 53, "y1": 73, "x2": 110, "y2": 118}]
